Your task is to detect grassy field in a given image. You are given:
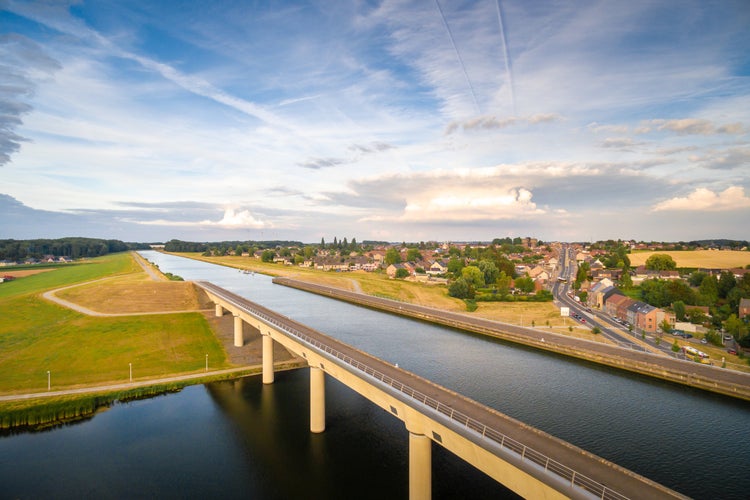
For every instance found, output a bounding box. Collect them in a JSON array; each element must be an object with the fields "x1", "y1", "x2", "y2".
[
  {"x1": 174, "y1": 253, "x2": 607, "y2": 343},
  {"x1": 628, "y1": 250, "x2": 750, "y2": 269},
  {"x1": 0, "y1": 253, "x2": 230, "y2": 394}
]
